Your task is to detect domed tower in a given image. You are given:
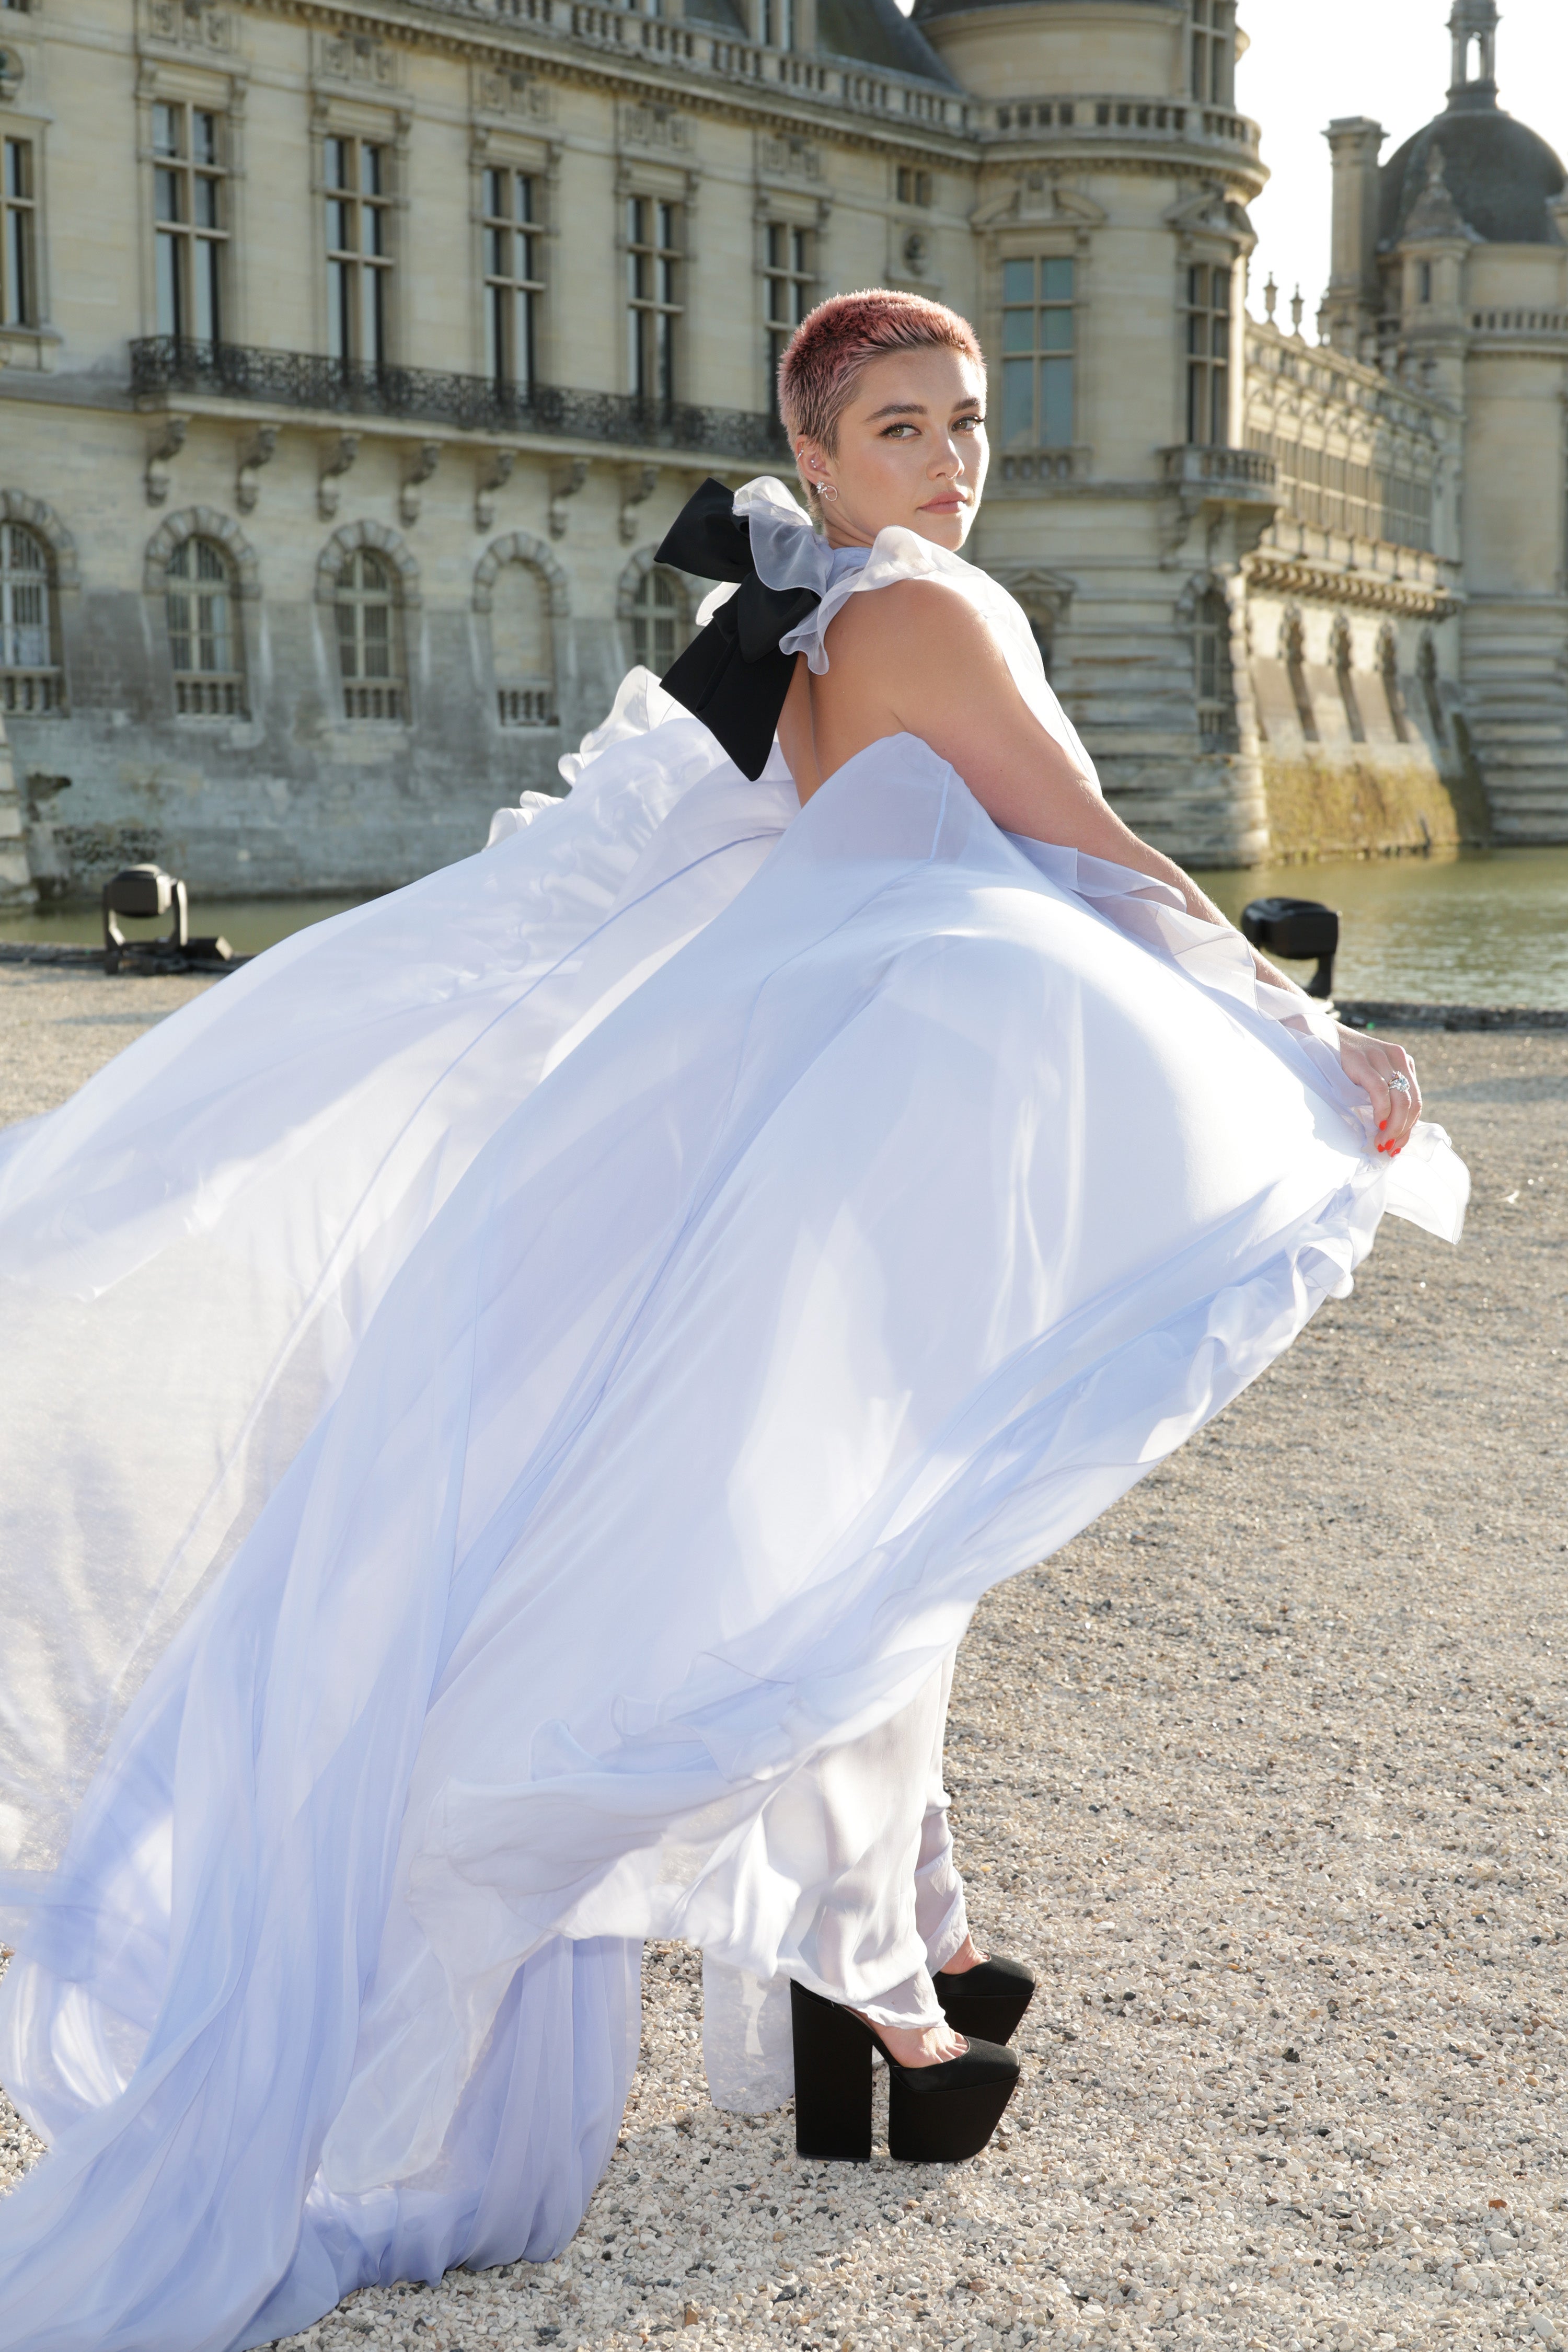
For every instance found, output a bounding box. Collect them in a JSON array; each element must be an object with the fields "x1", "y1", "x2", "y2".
[
  {"x1": 910, "y1": 0, "x2": 1277, "y2": 866},
  {"x1": 1323, "y1": 1, "x2": 1568, "y2": 841}
]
